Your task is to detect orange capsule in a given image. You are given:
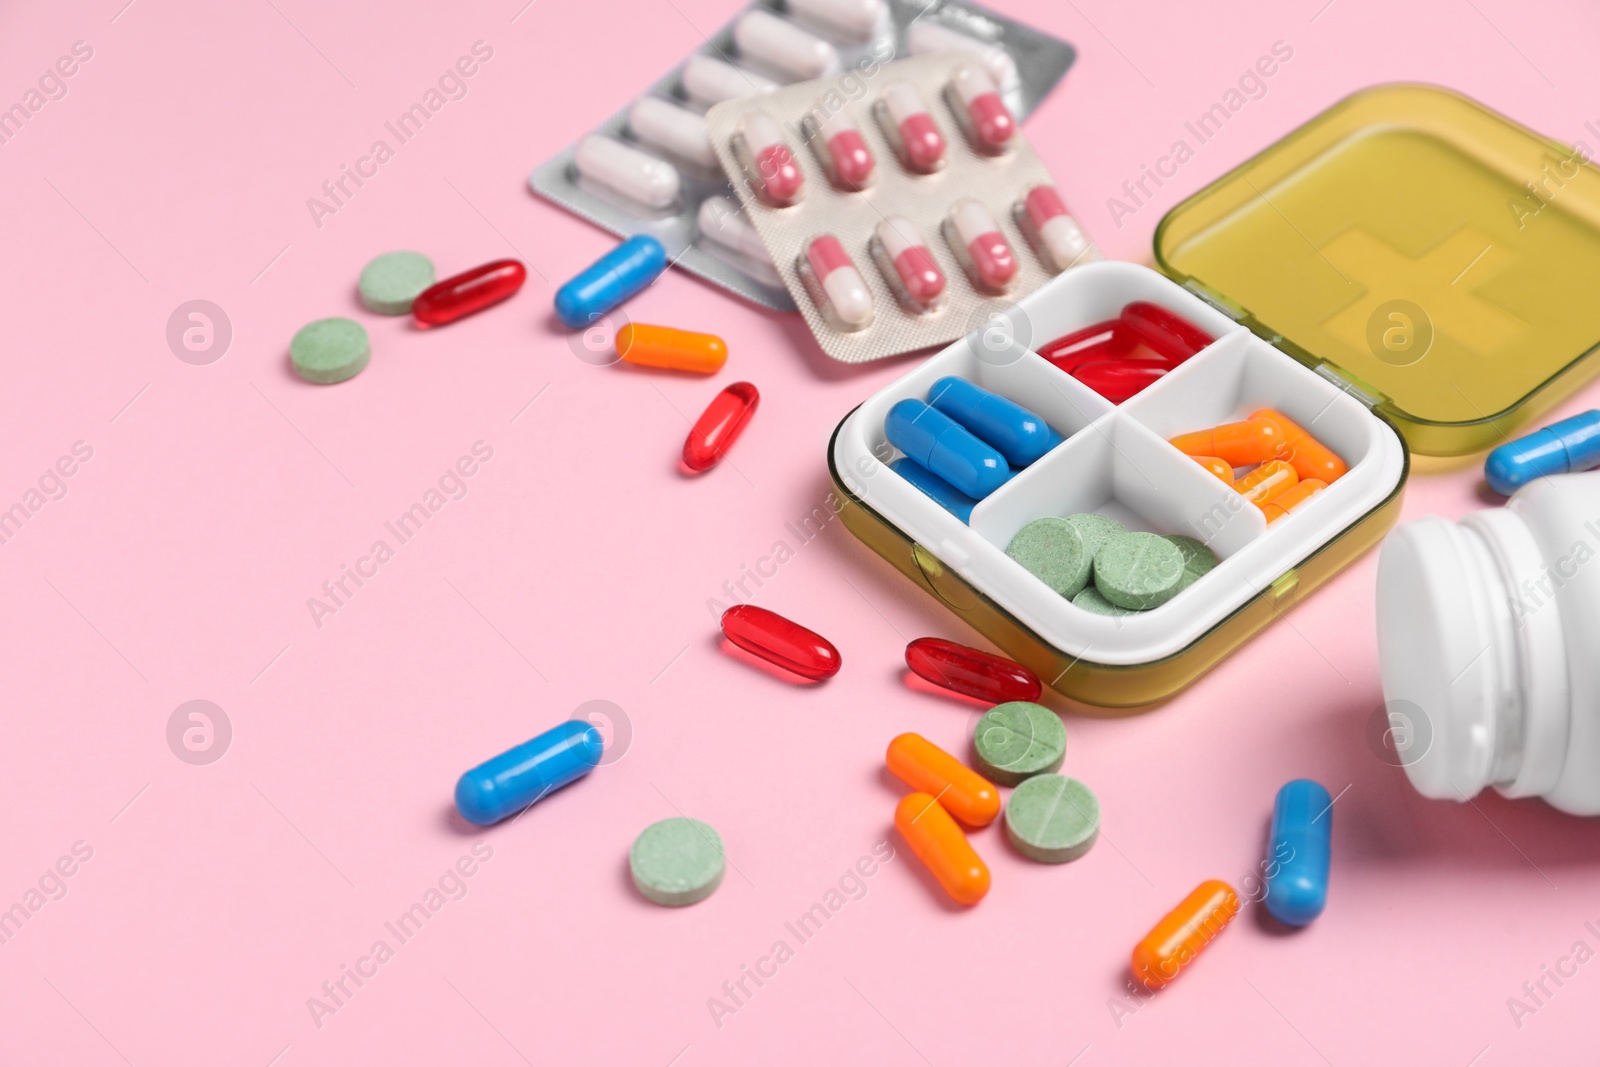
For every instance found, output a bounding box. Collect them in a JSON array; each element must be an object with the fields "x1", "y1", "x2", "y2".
[
  {"x1": 616, "y1": 323, "x2": 728, "y2": 374},
  {"x1": 1191, "y1": 455, "x2": 1233, "y2": 486},
  {"x1": 894, "y1": 792, "x2": 990, "y2": 905},
  {"x1": 1169, "y1": 417, "x2": 1286, "y2": 467},
  {"x1": 1251, "y1": 409, "x2": 1347, "y2": 483},
  {"x1": 1131, "y1": 879, "x2": 1239, "y2": 989},
  {"x1": 886, "y1": 733, "x2": 1000, "y2": 828},
  {"x1": 1260, "y1": 479, "x2": 1328, "y2": 523},
  {"x1": 1234, "y1": 459, "x2": 1298, "y2": 506}
]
